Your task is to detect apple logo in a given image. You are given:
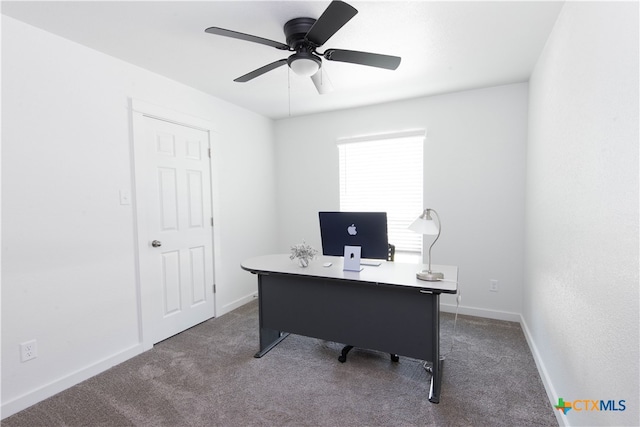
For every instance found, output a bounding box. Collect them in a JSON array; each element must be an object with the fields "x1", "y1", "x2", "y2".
[
  {"x1": 347, "y1": 224, "x2": 357, "y2": 235},
  {"x1": 350, "y1": 252, "x2": 355, "y2": 259}
]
